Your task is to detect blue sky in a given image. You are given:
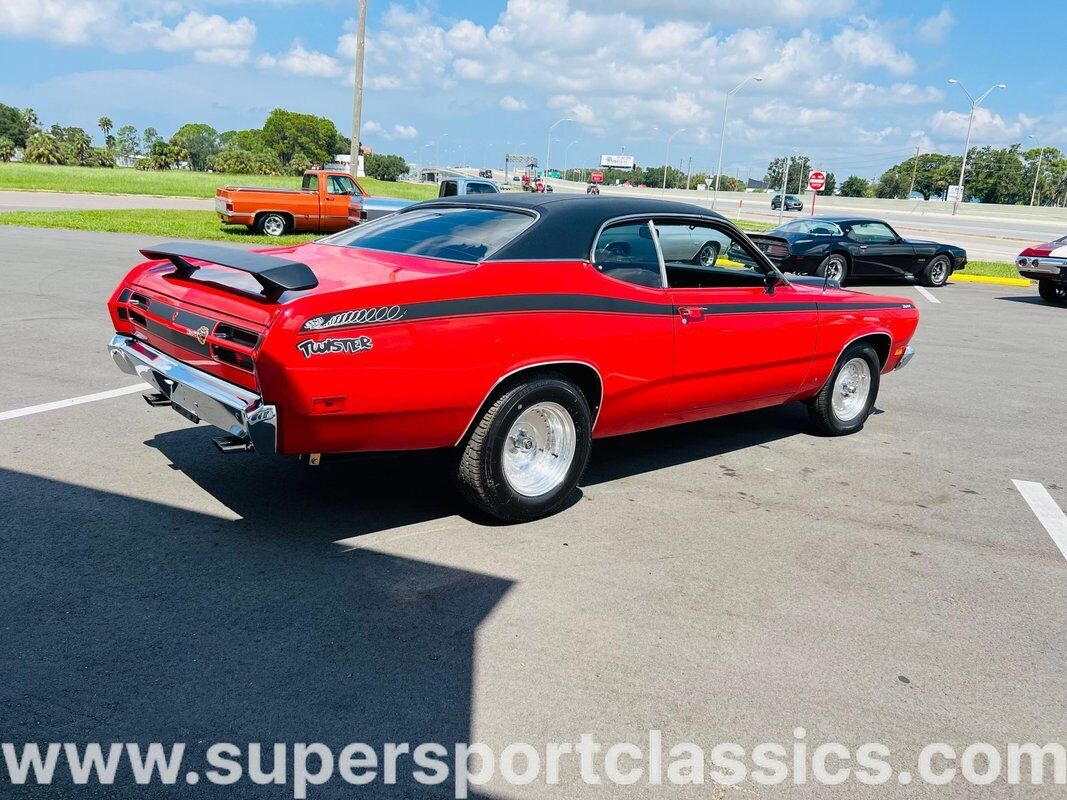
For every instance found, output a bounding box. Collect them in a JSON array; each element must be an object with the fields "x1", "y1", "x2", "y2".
[{"x1": 1, "y1": 0, "x2": 1063, "y2": 178}]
